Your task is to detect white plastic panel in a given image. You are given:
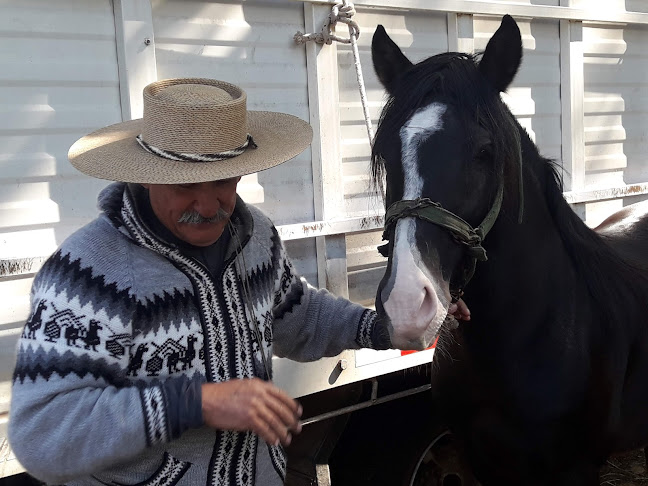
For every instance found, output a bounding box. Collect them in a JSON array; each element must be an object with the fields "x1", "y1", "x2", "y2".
[
  {"x1": 583, "y1": 22, "x2": 648, "y2": 186},
  {"x1": 0, "y1": 1, "x2": 122, "y2": 429},
  {"x1": 475, "y1": 16, "x2": 563, "y2": 163}
]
